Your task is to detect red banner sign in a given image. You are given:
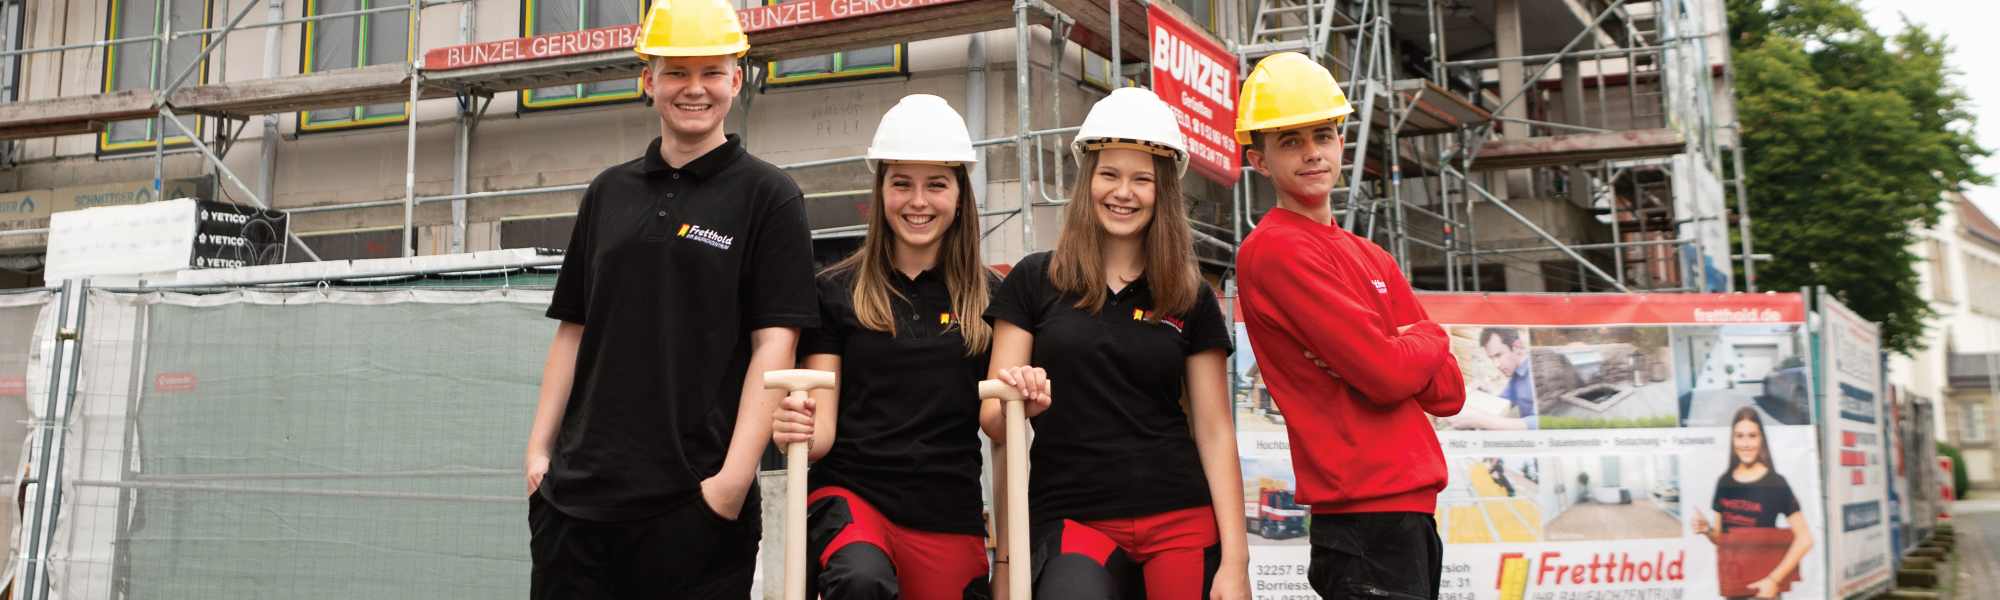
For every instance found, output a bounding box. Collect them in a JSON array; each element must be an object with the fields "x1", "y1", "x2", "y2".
[
  {"x1": 425, "y1": 0, "x2": 976, "y2": 71},
  {"x1": 155, "y1": 372, "x2": 196, "y2": 393},
  {"x1": 424, "y1": 25, "x2": 642, "y2": 71},
  {"x1": 1232, "y1": 293, "x2": 1808, "y2": 325},
  {"x1": 738, "y1": 0, "x2": 973, "y2": 32},
  {"x1": 1148, "y1": 5, "x2": 1239, "y2": 186},
  {"x1": 1414, "y1": 293, "x2": 1808, "y2": 326}
]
